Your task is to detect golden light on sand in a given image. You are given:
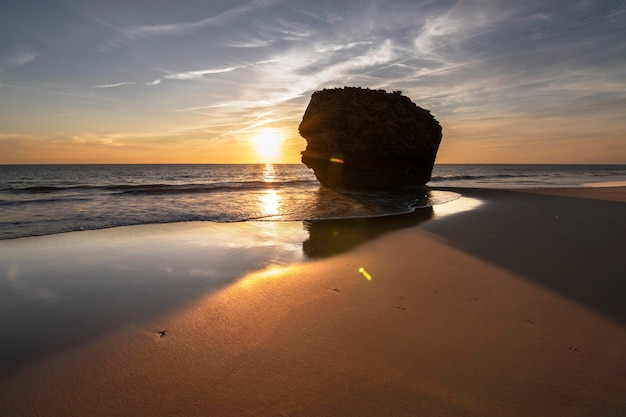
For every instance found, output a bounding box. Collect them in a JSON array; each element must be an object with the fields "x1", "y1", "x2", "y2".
[{"x1": 250, "y1": 128, "x2": 286, "y2": 162}]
